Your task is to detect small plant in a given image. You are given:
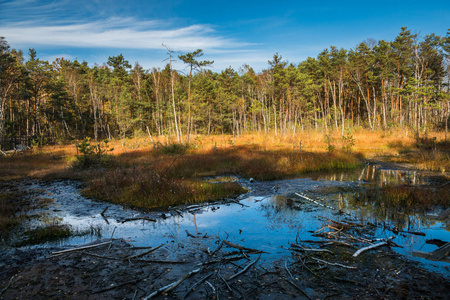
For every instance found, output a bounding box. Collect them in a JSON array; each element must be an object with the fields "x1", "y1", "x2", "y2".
[
  {"x1": 158, "y1": 143, "x2": 189, "y2": 155},
  {"x1": 73, "y1": 138, "x2": 114, "y2": 169},
  {"x1": 325, "y1": 134, "x2": 335, "y2": 153},
  {"x1": 342, "y1": 129, "x2": 355, "y2": 153}
]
